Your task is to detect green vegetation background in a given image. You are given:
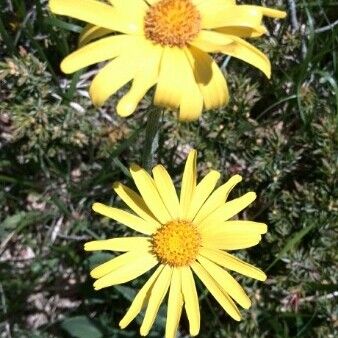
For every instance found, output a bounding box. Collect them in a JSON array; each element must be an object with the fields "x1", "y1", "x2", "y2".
[{"x1": 0, "y1": 0, "x2": 337, "y2": 337}]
